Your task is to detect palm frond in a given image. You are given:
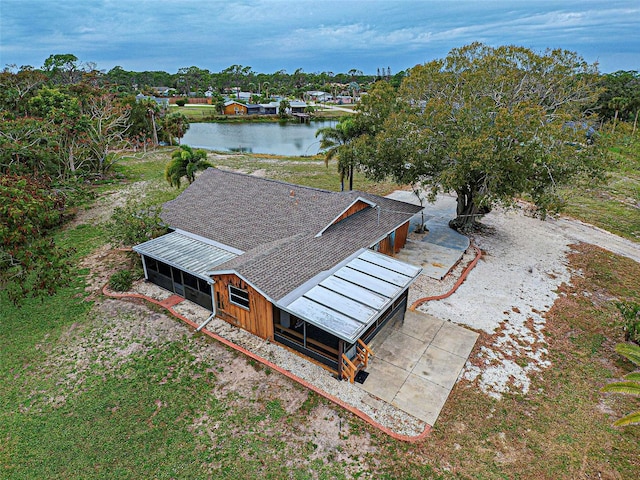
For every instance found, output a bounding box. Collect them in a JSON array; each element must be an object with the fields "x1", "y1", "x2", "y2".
[
  {"x1": 612, "y1": 410, "x2": 640, "y2": 427},
  {"x1": 624, "y1": 372, "x2": 640, "y2": 382},
  {"x1": 615, "y1": 343, "x2": 640, "y2": 366},
  {"x1": 601, "y1": 381, "x2": 640, "y2": 396}
]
